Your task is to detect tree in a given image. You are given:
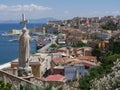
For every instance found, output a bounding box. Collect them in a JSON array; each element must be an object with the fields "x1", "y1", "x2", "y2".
[
  {"x1": 112, "y1": 42, "x2": 120, "y2": 54},
  {"x1": 50, "y1": 43, "x2": 58, "y2": 48},
  {"x1": 101, "y1": 21, "x2": 117, "y2": 30},
  {"x1": 92, "y1": 48, "x2": 102, "y2": 61},
  {"x1": 0, "y1": 80, "x2": 12, "y2": 90},
  {"x1": 53, "y1": 30, "x2": 60, "y2": 35},
  {"x1": 90, "y1": 59, "x2": 120, "y2": 90},
  {"x1": 103, "y1": 54, "x2": 120, "y2": 65},
  {"x1": 78, "y1": 53, "x2": 120, "y2": 90},
  {"x1": 72, "y1": 41, "x2": 86, "y2": 47},
  {"x1": 79, "y1": 75, "x2": 90, "y2": 90},
  {"x1": 50, "y1": 43, "x2": 58, "y2": 53},
  {"x1": 19, "y1": 82, "x2": 62, "y2": 90}
]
